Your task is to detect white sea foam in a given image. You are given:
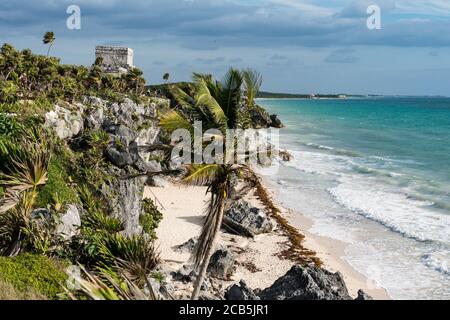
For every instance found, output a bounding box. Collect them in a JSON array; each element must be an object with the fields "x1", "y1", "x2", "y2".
[
  {"x1": 328, "y1": 176, "x2": 450, "y2": 244},
  {"x1": 422, "y1": 252, "x2": 450, "y2": 276}
]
